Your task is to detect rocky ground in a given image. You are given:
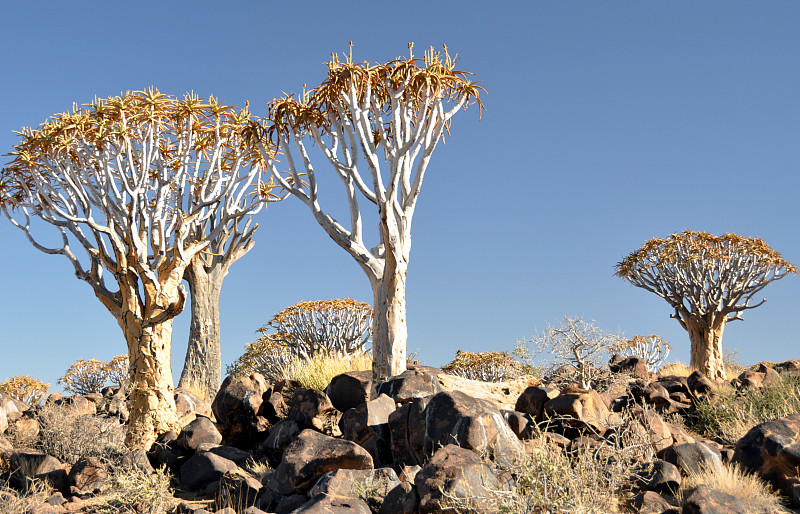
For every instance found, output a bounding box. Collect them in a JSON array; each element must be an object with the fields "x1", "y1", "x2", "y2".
[{"x1": 1, "y1": 358, "x2": 800, "y2": 513}]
